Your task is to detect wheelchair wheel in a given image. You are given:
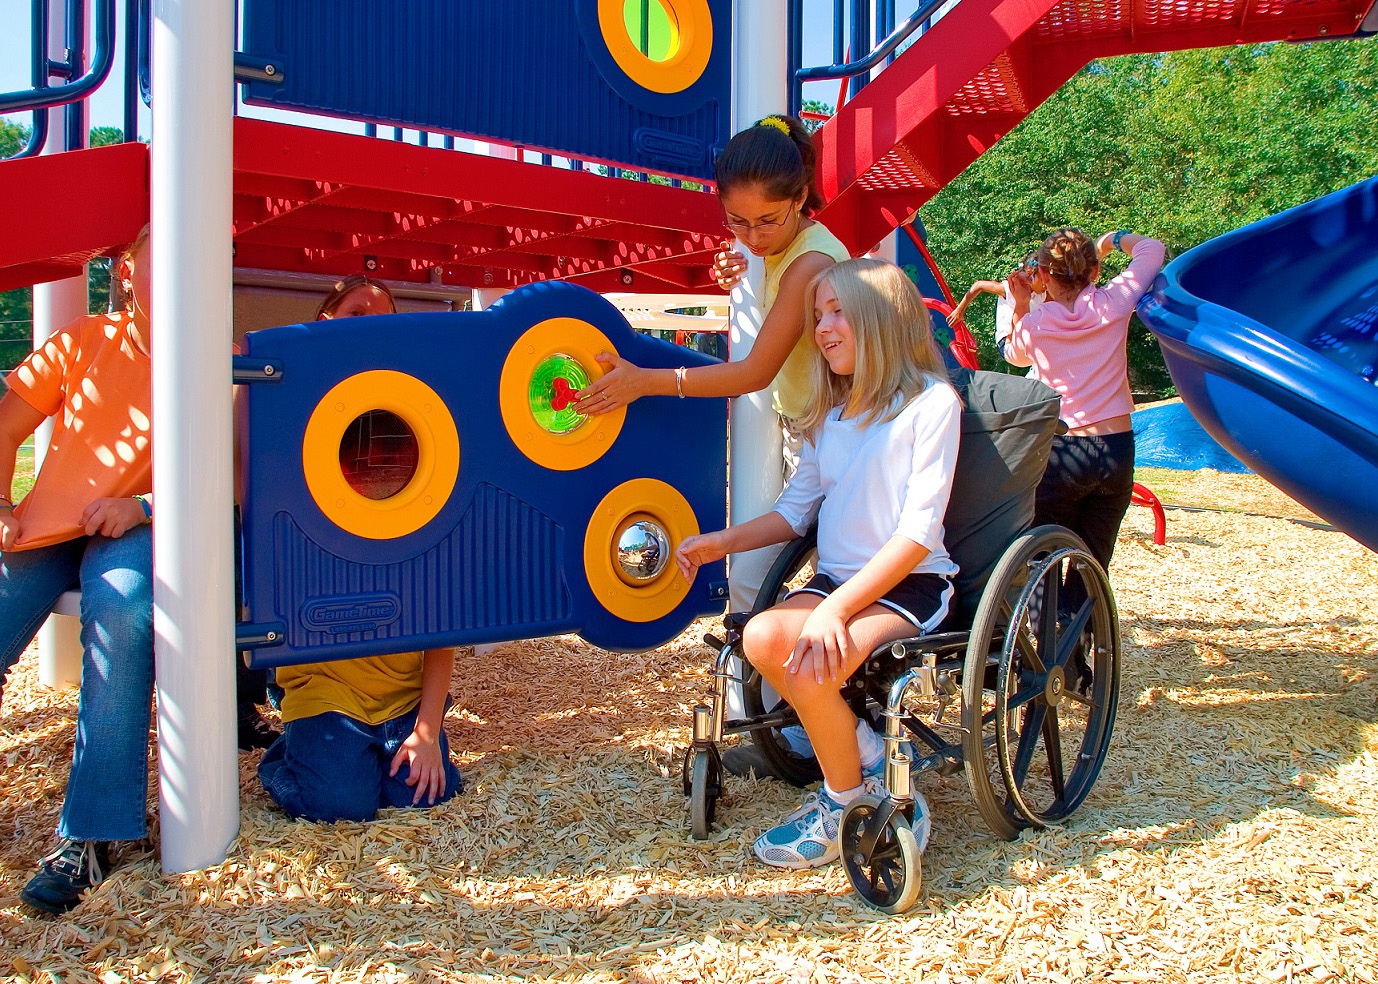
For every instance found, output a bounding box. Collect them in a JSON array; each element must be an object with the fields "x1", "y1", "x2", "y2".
[
  {"x1": 740, "y1": 531, "x2": 824, "y2": 788},
  {"x1": 962, "y1": 526, "x2": 1120, "y2": 838},
  {"x1": 685, "y1": 747, "x2": 721, "y2": 840},
  {"x1": 840, "y1": 795, "x2": 923, "y2": 914}
]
